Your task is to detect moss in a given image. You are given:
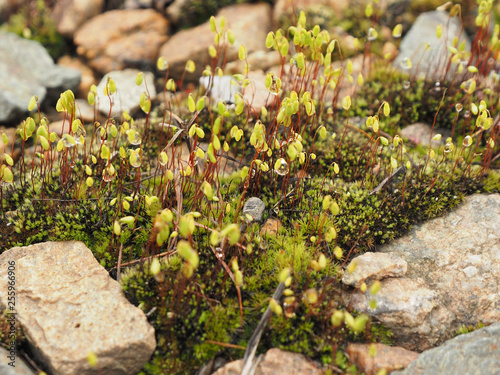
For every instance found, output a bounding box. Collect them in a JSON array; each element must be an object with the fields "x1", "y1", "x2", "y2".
[
  {"x1": 1, "y1": 4, "x2": 499, "y2": 374},
  {"x1": 1, "y1": 0, "x2": 68, "y2": 59}
]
